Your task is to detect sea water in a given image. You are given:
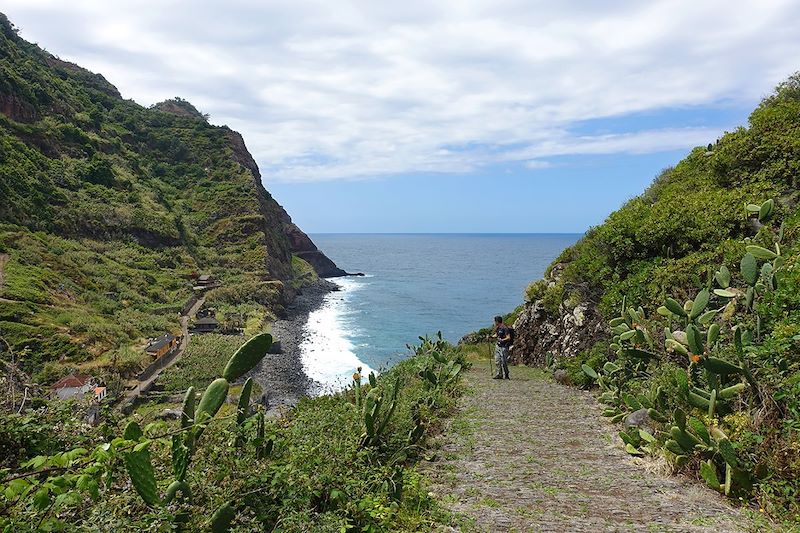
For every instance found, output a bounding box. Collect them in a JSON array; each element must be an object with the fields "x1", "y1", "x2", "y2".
[{"x1": 300, "y1": 233, "x2": 580, "y2": 390}]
